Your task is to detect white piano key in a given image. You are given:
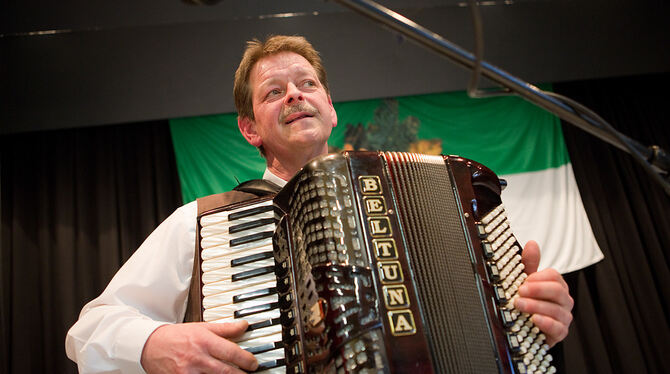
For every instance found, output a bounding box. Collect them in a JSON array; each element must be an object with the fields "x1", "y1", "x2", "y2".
[
  {"x1": 204, "y1": 308, "x2": 281, "y2": 324},
  {"x1": 201, "y1": 245, "x2": 273, "y2": 273},
  {"x1": 237, "y1": 334, "x2": 282, "y2": 351},
  {"x1": 257, "y1": 367, "x2": 286, "y2": 374},
  {"x1": 203, "y1": 272, "x2": 277, "y2": 296},
  {"x1": 235, "y1": 324, "x2": 283, "y2": 343},
  {"x1": 202, "y1": 258, "x2": 275, "y2": 284},
  {"x1": 201, "y1": 221, "x2": 275, "y2": 241},
  {"x1": 254, "y1": 349, "x2": 285, "y2": 363},
  {"x1": 200, "y1": 200, "x2": 273, "y2": 226},
  {"x1": 201, "y1": 280, "x2": 277, "y2": 306},
  {"x1": 201, "y1": 211, "x2": 274, "y2": 231},
  {"x1": 201, "y1": 225, "x2": 274, "y2": 249},
  {"x1": 202, "y1": 238, "x2": 273, "y2": 258},
  {"x1": 203, "y1": 293, "x2": 278, "y2": 313}
]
